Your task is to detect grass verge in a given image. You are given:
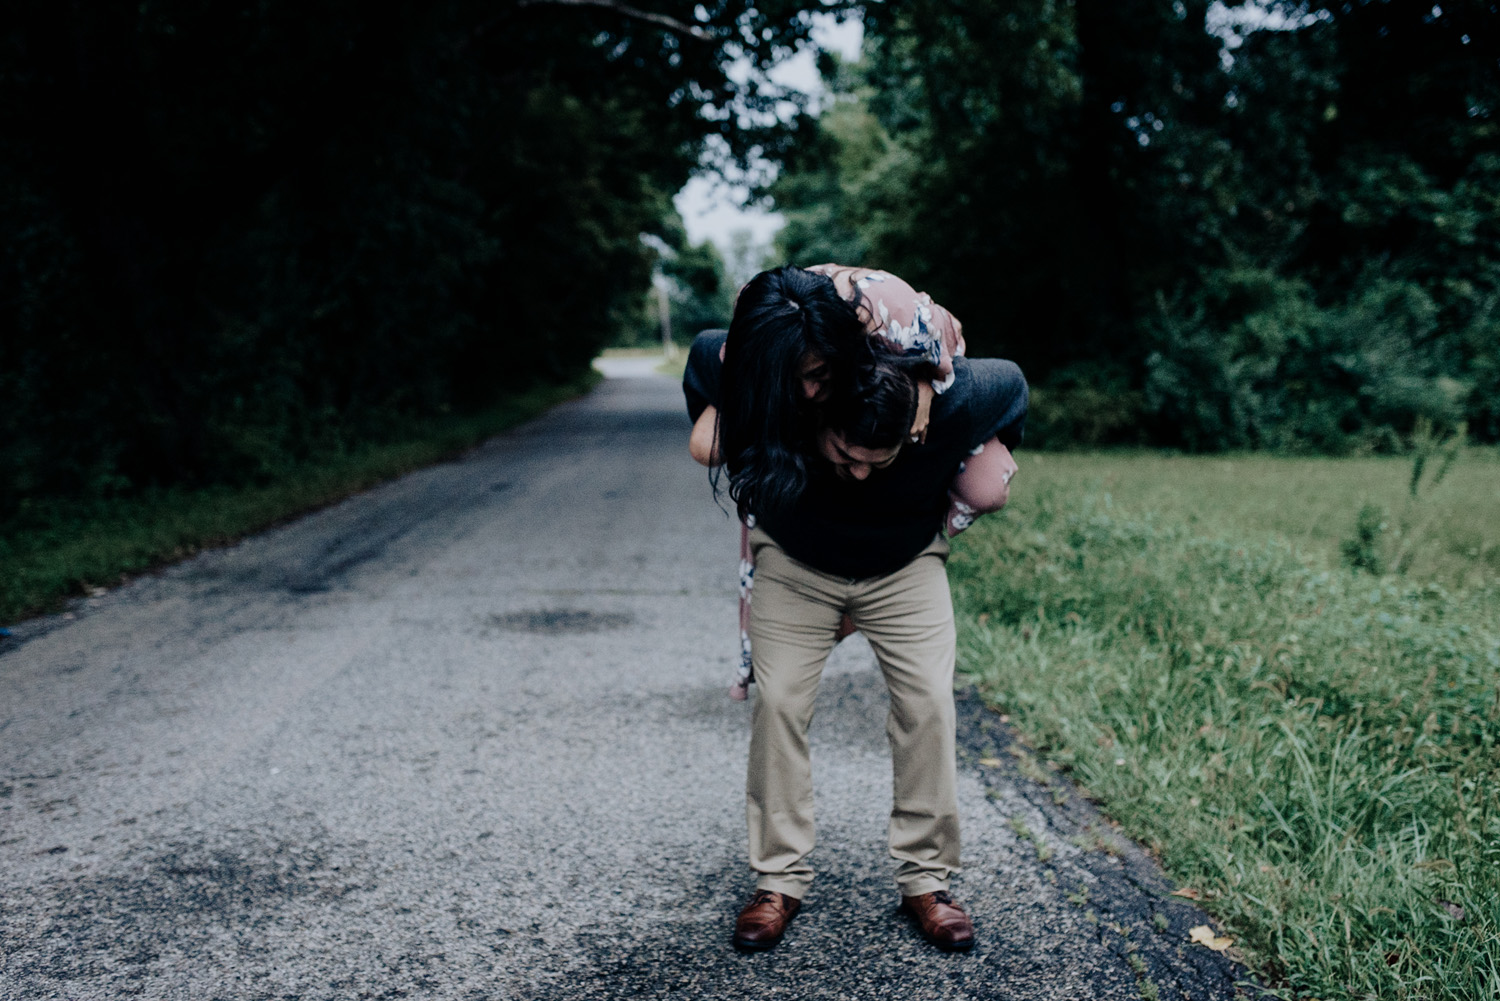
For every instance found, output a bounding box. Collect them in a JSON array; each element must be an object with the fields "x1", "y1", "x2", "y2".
[
  {"x1": 950, "y1": 451, "x2": 1500, "y2": 1000},
  {"x1": 0, "y1": 375, "x2": 597, "y2": 625},
  {"x1": 656, "y1": 351, "x2": 688, "y2": 380},
  {"x1": 595, "y1": 344, "x2": 687, "y2": 379}
]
